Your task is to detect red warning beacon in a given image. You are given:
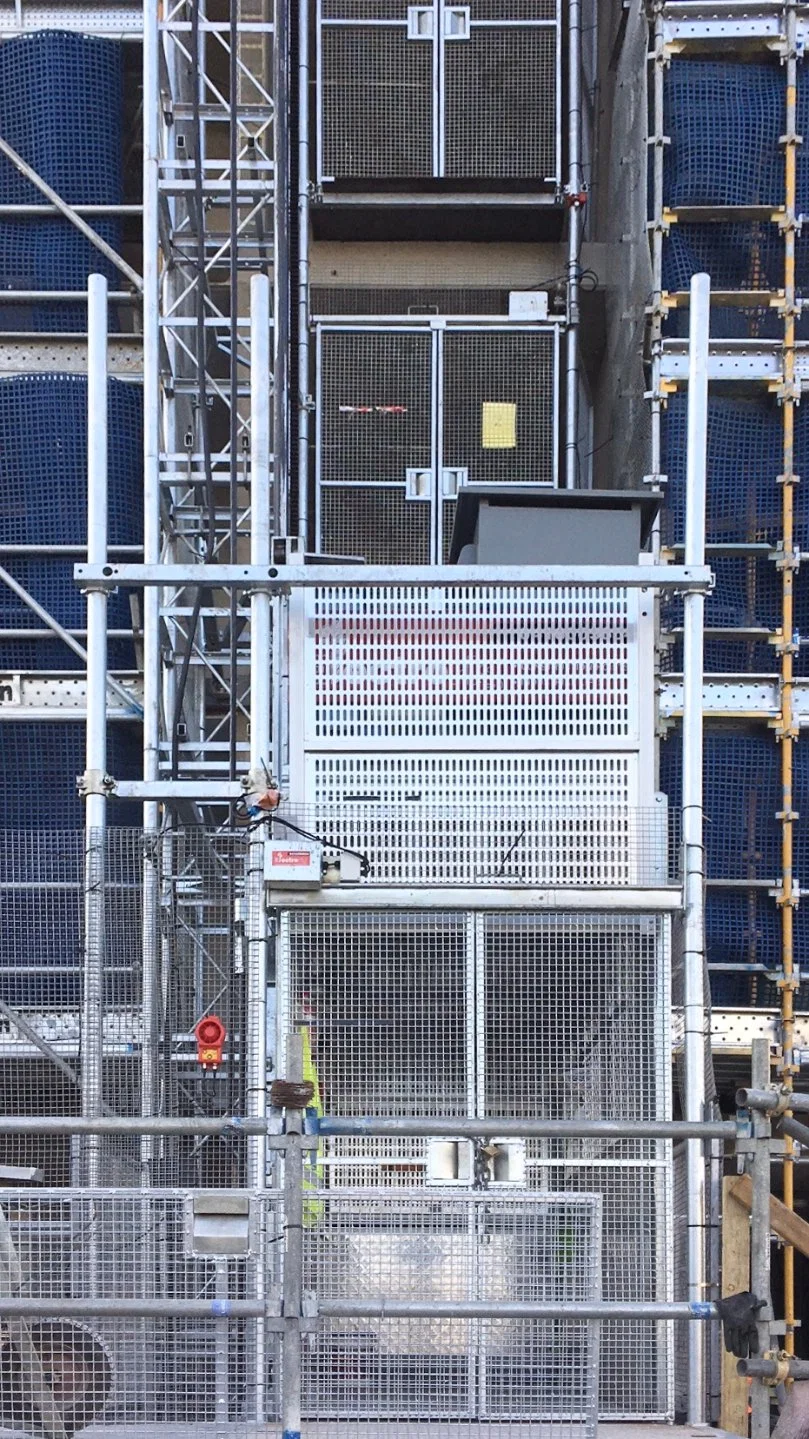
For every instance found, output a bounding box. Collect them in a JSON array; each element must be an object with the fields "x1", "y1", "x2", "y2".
[{"x1": 195, "y1": 1015, "x2": 227, "y2": 1071}]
